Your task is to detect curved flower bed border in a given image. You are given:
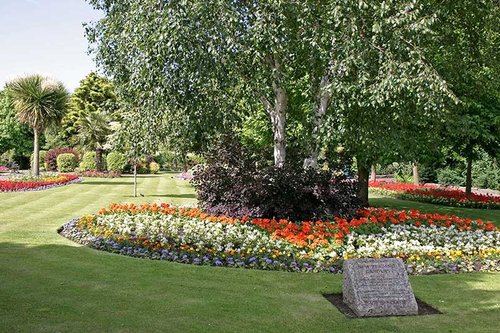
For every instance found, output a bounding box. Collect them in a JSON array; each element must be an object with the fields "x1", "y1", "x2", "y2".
[
  {"x1": 0, "y1": 174, "x2": 82, "y2": 192},
  {"x1": 369, "y1": 181, "x2": 500, "y2": 209},
  {"x1": 59, "y1": 203, "x2": 500, "y2": 275}
]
